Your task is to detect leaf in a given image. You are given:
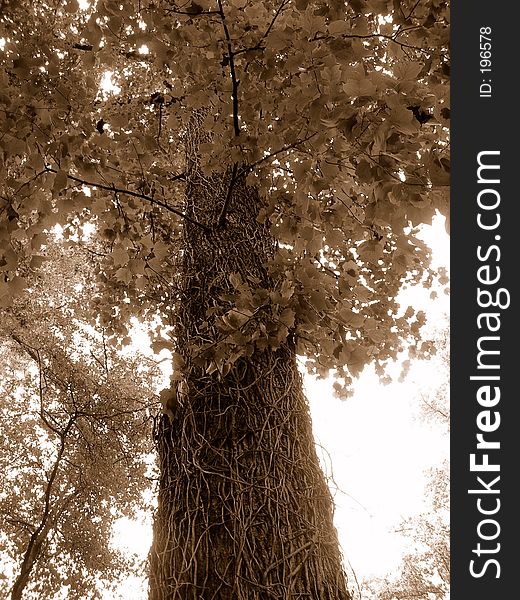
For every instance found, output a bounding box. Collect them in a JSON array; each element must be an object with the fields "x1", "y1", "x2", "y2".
[
  {"x1": 111, "y1": 247, "x2": 129, "y2": 267},
  {"x1": 329, "y1": 20, "x2": 350, "y2": 35},
  {"x1": 0, "y1": 247, "x2": 18, "y2": 270},
  {"x1": 338, "y1": 307, "x2": 364, "y2": 328},
  {"x1": 27, "y1": 153, "x2": 45, "y2": 172},
  {"x1": 151, "y1": 339, "x2": 173, "y2": 354},
  {"x1": 404, "y1": 306, "x2": 415, "y2": 319},
  {"x1": 9, "y1": 275, "x2": 26, "y2": 296},
  {"x1": 279, "y1": 308, "x2": 295, "y2": 329},
  {"x1": 309, "y1": 290, "x2": 328, "y2": 311},
  {"x1": 129, "y1": 259, "x2": 145, "y2": 275},
  {"x1": 353, "y1": 286, "x2": 371, "y2": 303},
  {"x1": 342, "y1": 79, "x2": 377, "y2": 98},
  {"x1": 52, "y1": 170, "x2": 68, "y2": 194},
  {"x1": 152, "y1": 240, "x2": 169, "y2": 260},
  {"x1": 280, "y1": 279, "x2": 294, "y2": 301},
  {"x1": 389, "y1": 105, "x2": 419, "y2": 135},
  {"x1": 347, "y1": 345, "x2": 367, "y2": 377},
  {"x1": 115, "y1": 267, "x2": 132, "y2": 284},
  {"x1": 29, "y1": 255, "x2": 49, "y2": 269},
  {"x1": 31, "y1": 233, "x2": 47, "y2": 250},
  {"x1": 224, "y1": 309, "x2": 251, "y2": 329},
  {"x1": 354, "y1": 160, "x2": 373, "y2": 183},
  {"x1": 429, "y1": 156, "x2": 450, "y2": 186},
  {"x1": 171, "y1": 352, "x2": 185, "y2": 371},
  {"x1": 229, "y1": 272, "x2": 243, "y2": 289},
  {"x1": 86, "y1": 22, "x2": 103, "y2": 50},
  {"x1": 394, "y1": 61, "x2": 423, "y2": 81},
  {"x1": 64, "y1": 0, "x2": 79, "y2": 13}
]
